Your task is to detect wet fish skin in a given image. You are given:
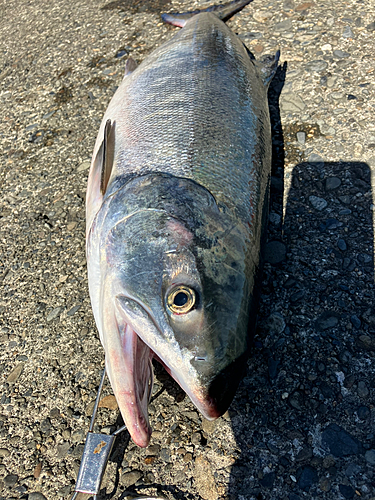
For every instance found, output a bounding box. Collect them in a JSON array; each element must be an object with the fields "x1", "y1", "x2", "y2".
[{"x1": 86, "y1": 4, "x2": 276, "y2": 447}]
